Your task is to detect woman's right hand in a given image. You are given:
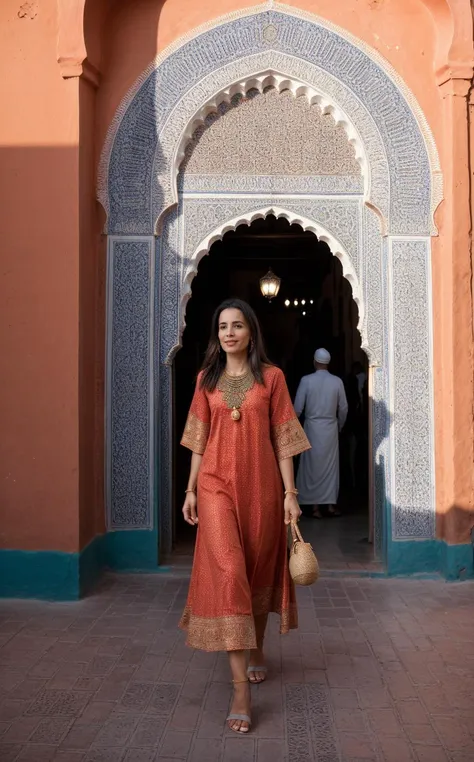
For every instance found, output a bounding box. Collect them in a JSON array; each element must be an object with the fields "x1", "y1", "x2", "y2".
[{"x1": 182, "y1": 492, "x2": 198, "y2": 526}]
